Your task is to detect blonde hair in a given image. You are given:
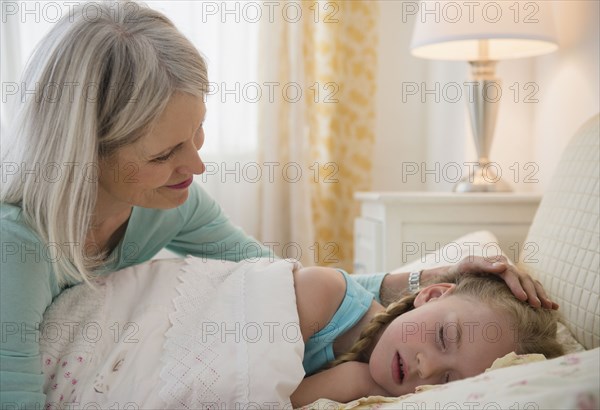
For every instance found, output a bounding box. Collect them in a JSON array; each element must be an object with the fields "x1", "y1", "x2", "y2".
[
  {"x1": 331, "y1": 272, "x2": 564, "y2": 367},
  {"x1": 1, "y1": 1, "x2": 208, "y2": 287}
]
